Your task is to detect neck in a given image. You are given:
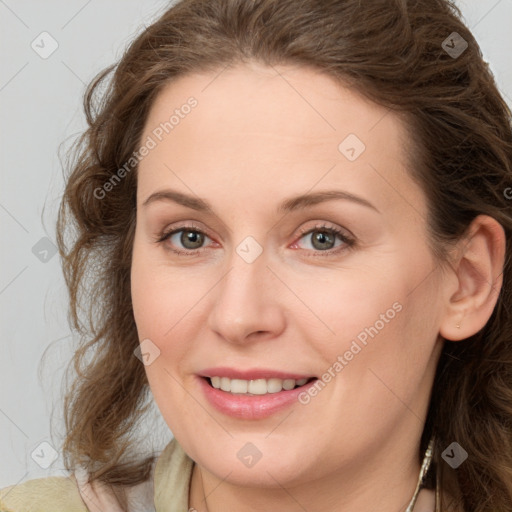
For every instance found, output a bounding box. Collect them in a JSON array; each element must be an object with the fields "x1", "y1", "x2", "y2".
[{"x1": 189, "y1": 439, "x2": 423, "y2": 512}]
